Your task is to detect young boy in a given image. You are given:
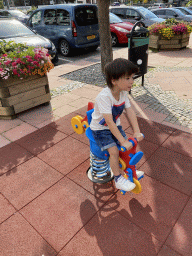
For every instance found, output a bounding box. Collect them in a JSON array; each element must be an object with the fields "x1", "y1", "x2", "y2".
[{"x1": 90, "y1": 58, "x2": 144, "y2": 191}]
